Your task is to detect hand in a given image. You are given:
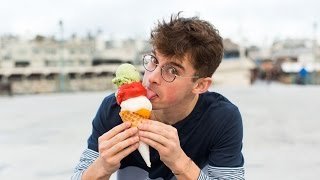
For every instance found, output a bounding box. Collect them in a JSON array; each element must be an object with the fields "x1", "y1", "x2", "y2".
[
  {"x1": 98, "y1": 122, "x2": 140, "y2": 176},
  {"x1": 138, "y1": 120, "x2": 188, "y2": 172}
]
